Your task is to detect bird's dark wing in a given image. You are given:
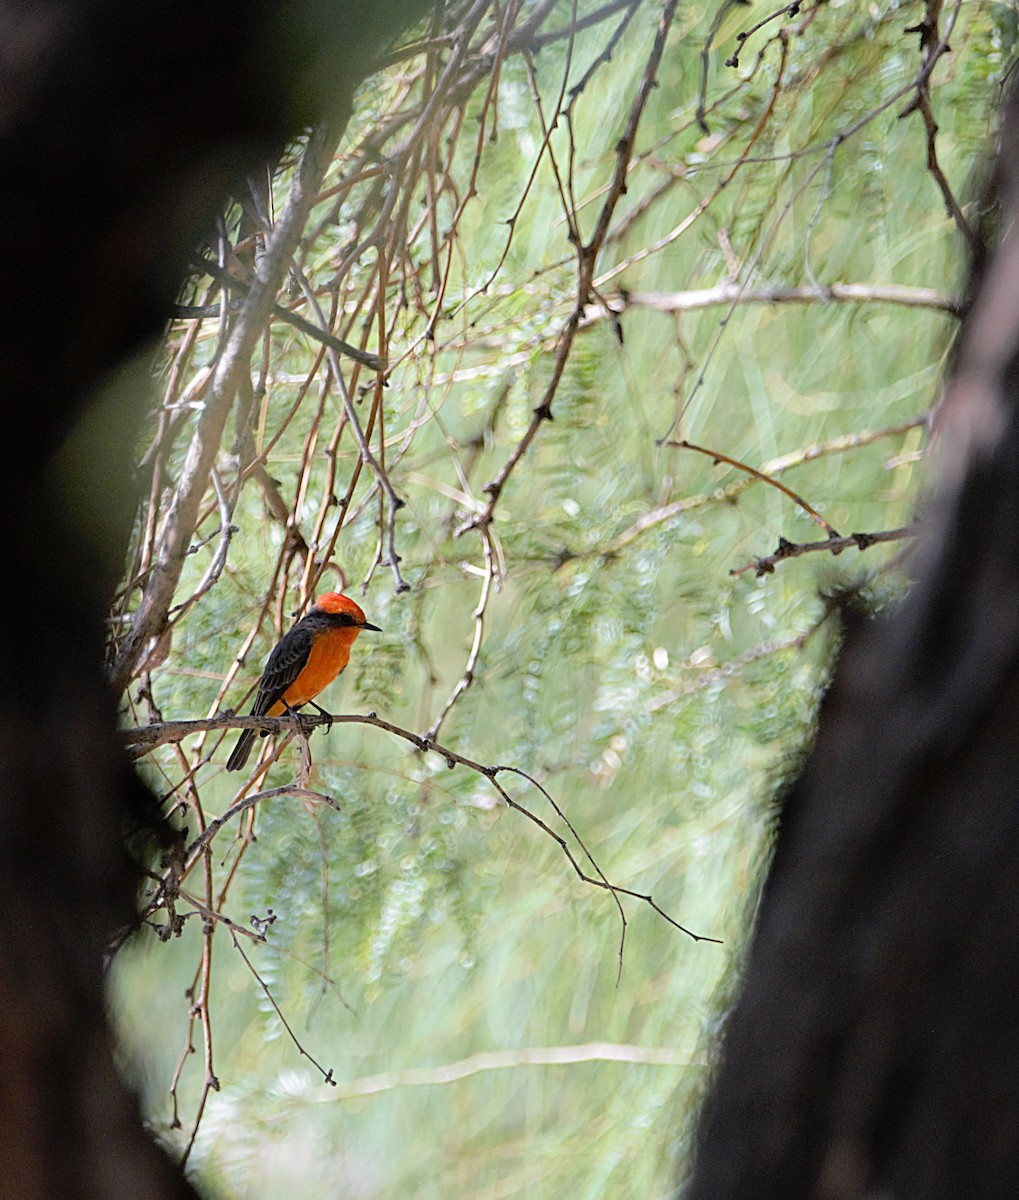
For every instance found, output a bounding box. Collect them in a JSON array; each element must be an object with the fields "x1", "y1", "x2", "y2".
[{"x1": 251, "y1": 620, "x2": 316, "y2": 715}]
